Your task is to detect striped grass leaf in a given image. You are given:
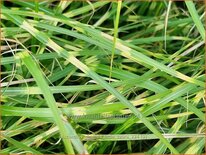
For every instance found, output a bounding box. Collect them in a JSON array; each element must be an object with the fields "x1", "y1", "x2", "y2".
[{"x1": 16, "y1": 51, "x2": 88, "y2": 154}]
